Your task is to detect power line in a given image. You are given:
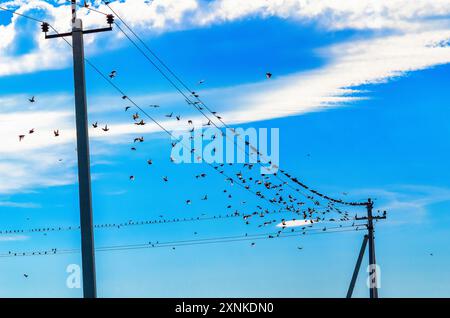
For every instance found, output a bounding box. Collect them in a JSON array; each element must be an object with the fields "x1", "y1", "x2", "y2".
[
  {"x1": 0, "y1": 208, "x2": 357, "y2": 236},
  {"x1": 0, "y1": 223, "x2": 367, "y2": 258}
]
